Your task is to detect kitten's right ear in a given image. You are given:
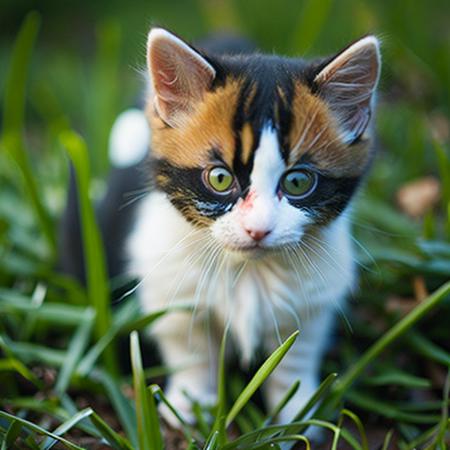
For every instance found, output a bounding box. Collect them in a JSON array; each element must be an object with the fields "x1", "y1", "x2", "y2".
[
  {"x1": 147, "y1": 28, "x2": 216, "y2": 127},
  {"x1": 313, "y1": 36, "x2": 381, "y2": 144}
]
